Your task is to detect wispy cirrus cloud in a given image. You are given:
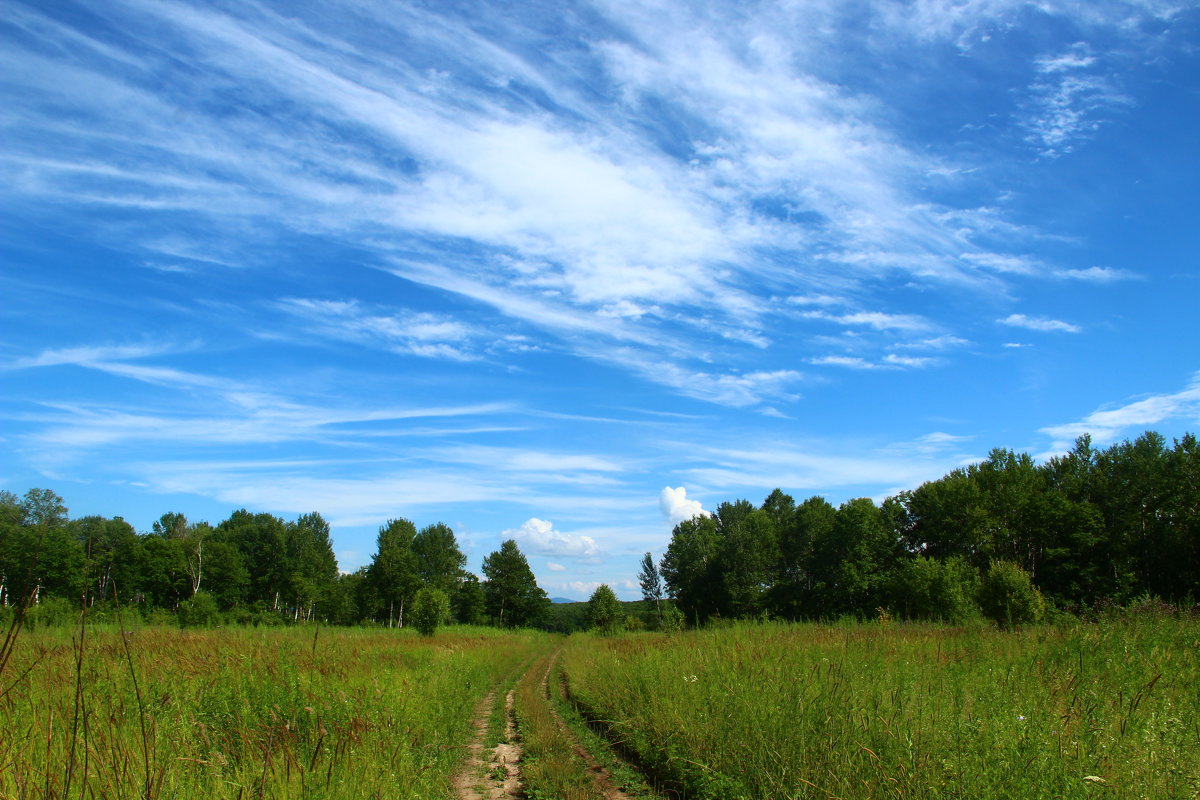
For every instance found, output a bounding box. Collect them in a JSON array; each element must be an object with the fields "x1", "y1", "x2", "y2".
[
  {"x1": 1058, "y1": 266, "x2": 1141, "y2": 283},
  {"x1": 1040, "y1": 373, "x2": 1200, "y2": 449},
  {"x1": 3, "y1": 0, "x2": 1151, "y2": 411},
  {"x1": 1022, "y1": 43, "x2": 1133, "y2": 157},
  {"x1": 998, "y1": 313, "x2": 1081, "y2": 333},
  {"x1": 809, "y1": 353, "x2": 941, "y2": 370},
  {"x1": 801, "y1": 310, "x2": 933, "y2": 332},
  {"x1": 682, "y1": 439, "x2": 969, "y2": 497},
  {"x1": 276, "y1": 297, "x2": 483, "y2": 361}
]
